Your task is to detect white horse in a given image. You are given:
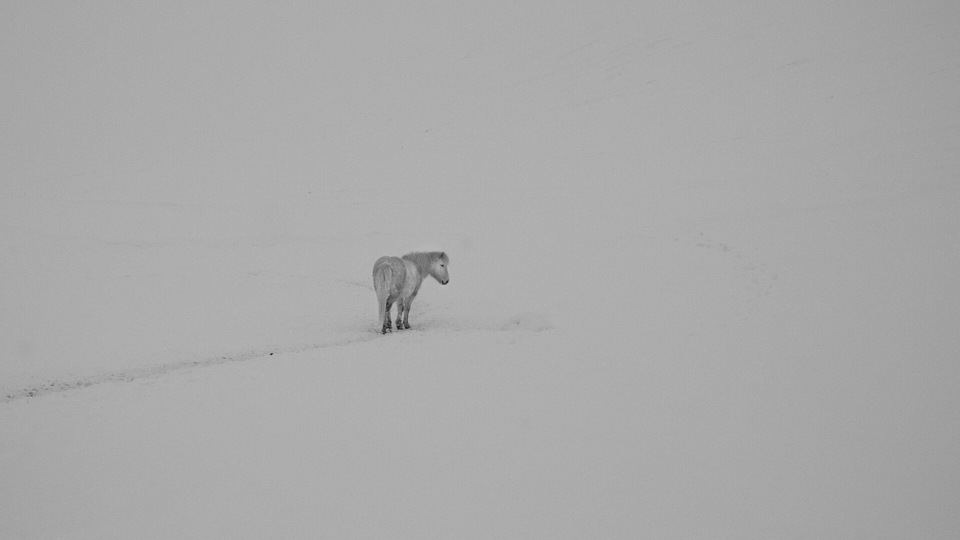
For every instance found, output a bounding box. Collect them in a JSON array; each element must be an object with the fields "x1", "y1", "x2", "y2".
[{"x1": 372, "y1": 251, "x2": 449, "y2": 334}]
